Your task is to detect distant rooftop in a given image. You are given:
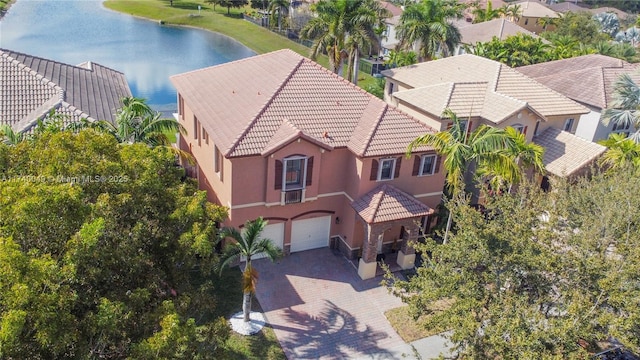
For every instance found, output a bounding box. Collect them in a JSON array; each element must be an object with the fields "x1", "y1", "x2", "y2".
[{"x1": 0, "y1": 48, "x2": 132, "y2": 132}]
